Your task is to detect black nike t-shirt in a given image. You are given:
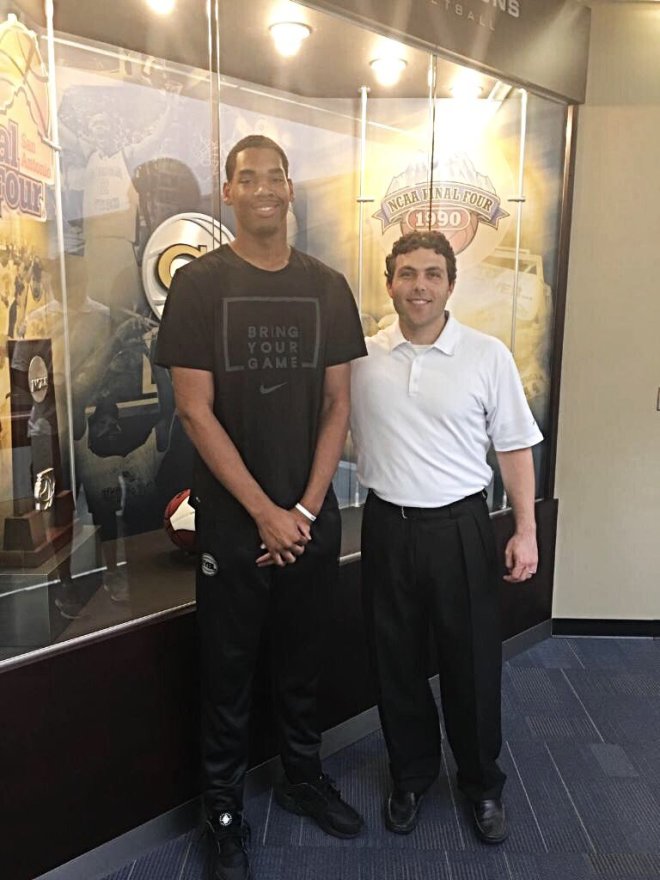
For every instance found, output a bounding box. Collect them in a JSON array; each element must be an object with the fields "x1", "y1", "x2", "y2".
[{"x1": 155, "y1": 245, "x2": 367, "y2": 515}]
